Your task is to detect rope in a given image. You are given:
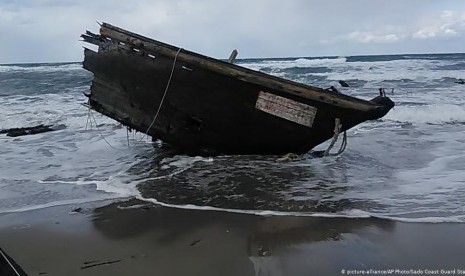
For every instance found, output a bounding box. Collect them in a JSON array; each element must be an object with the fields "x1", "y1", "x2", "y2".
[
  {"x1": 89, "y1": 108, "x2": 116, "y2": 149},
  {"x1": 144, "y1": 48, "x2": 183, "y2": 137},
  {"x1": 324, "y1": 118, "x2": 341, "y2": 156},
  {"x1": 335, "y1": 131, "x2": 347, "y2": 155},
  {"x1": 82, "y1": 103, "x2": 118, "y2": 149},
  {"x1": 324, "y1": 118, "x2": 348, "y2": 156},
  {"x1": 85, "y1": 106, "x2": 93, "y2": 130},
  {"x1": 0, "y1": 248, "x2": 21, "y2": 276}
]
